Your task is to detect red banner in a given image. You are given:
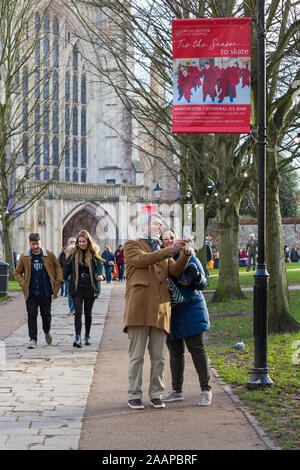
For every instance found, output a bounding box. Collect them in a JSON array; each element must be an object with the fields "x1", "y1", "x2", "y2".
[{"x1": 172, "y1": 18, "x2": 251, "y2": 134}]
